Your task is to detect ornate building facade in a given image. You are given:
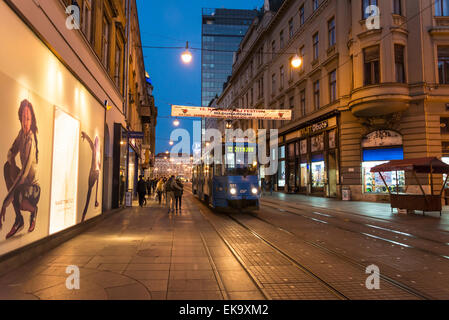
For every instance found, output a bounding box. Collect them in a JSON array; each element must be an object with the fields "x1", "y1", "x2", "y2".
[{"x1": 216, "y1": 0, "x2": 449, "y2": 201}]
